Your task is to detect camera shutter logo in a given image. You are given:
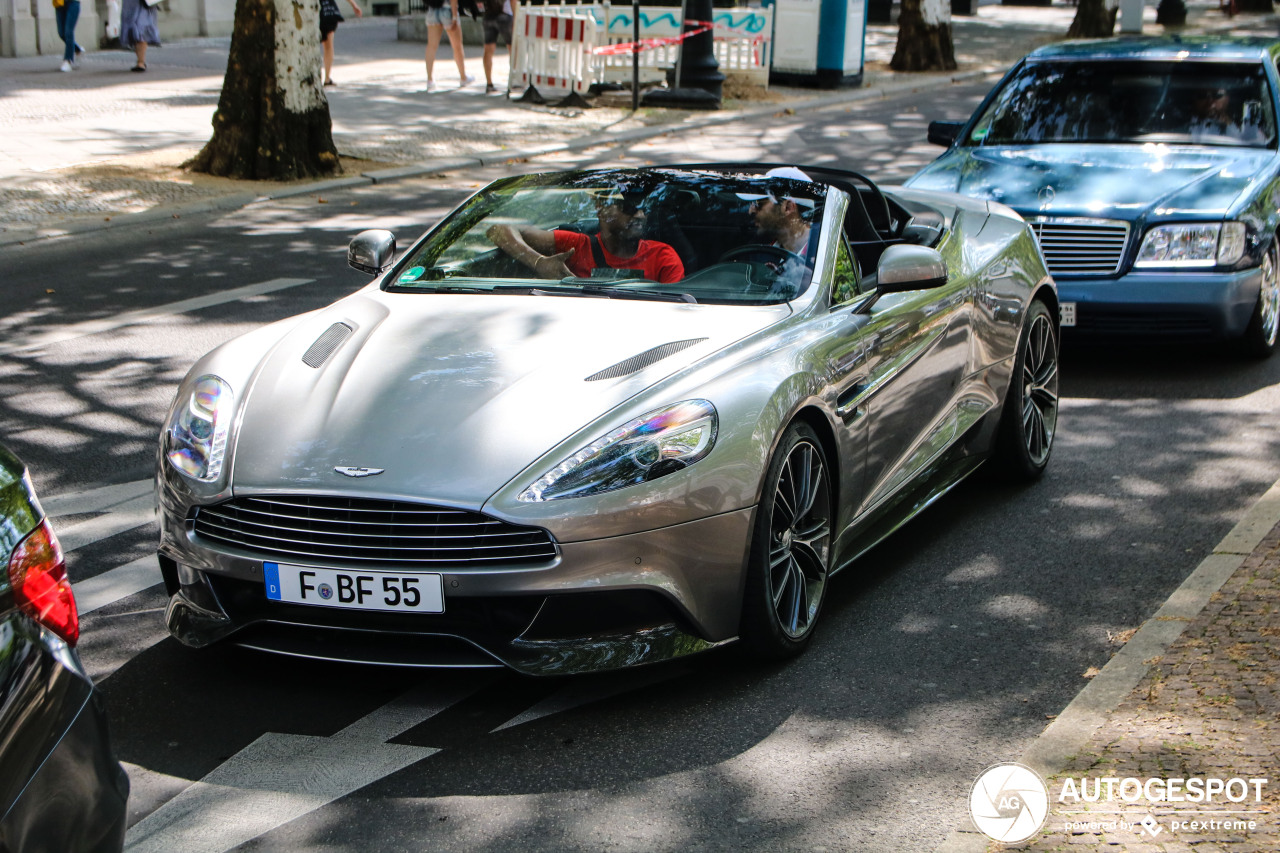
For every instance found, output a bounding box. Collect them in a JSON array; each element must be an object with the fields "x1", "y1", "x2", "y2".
[{"x1": 969, "y1": 763, "x2": 1050, "y2": 843}]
